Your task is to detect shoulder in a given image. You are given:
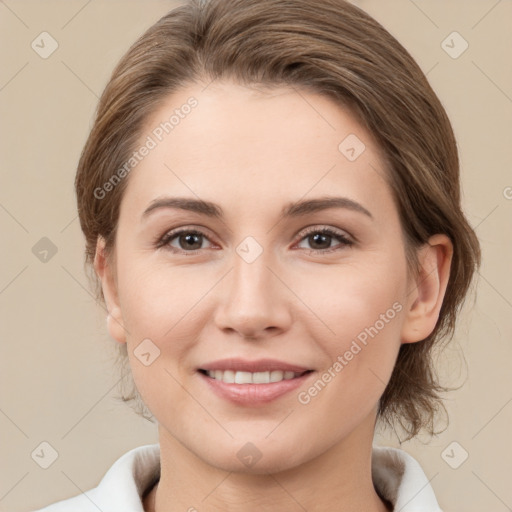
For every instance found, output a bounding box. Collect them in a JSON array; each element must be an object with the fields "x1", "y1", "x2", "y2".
[
  {"x1": 372, "y1": 445, "x2": 443, "y2": 512},
  {"x1": 32, "y1": 444, "x2": 160, "y2": 512}
]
